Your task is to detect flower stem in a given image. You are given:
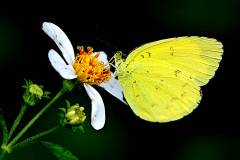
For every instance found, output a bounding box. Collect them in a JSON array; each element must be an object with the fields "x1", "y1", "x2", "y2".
[
  {"x1": 0, "y1": 109, "x2": 8, "y2": 160},
  {"x1": 7, "y1": 88, "x2": 66, "y2": 148},
  {"x1": 7, "y1": 103, "x2": 28, "y2": 143},
  {"x1": 0, "y1": 149, "x2": 7, "y2": 160},
  {"x1": 0, "y1": 109, "x2": 8, "y2": 145},
  {"x1": 12, "y1": 125, "x2": 60, "y2": 150}
]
